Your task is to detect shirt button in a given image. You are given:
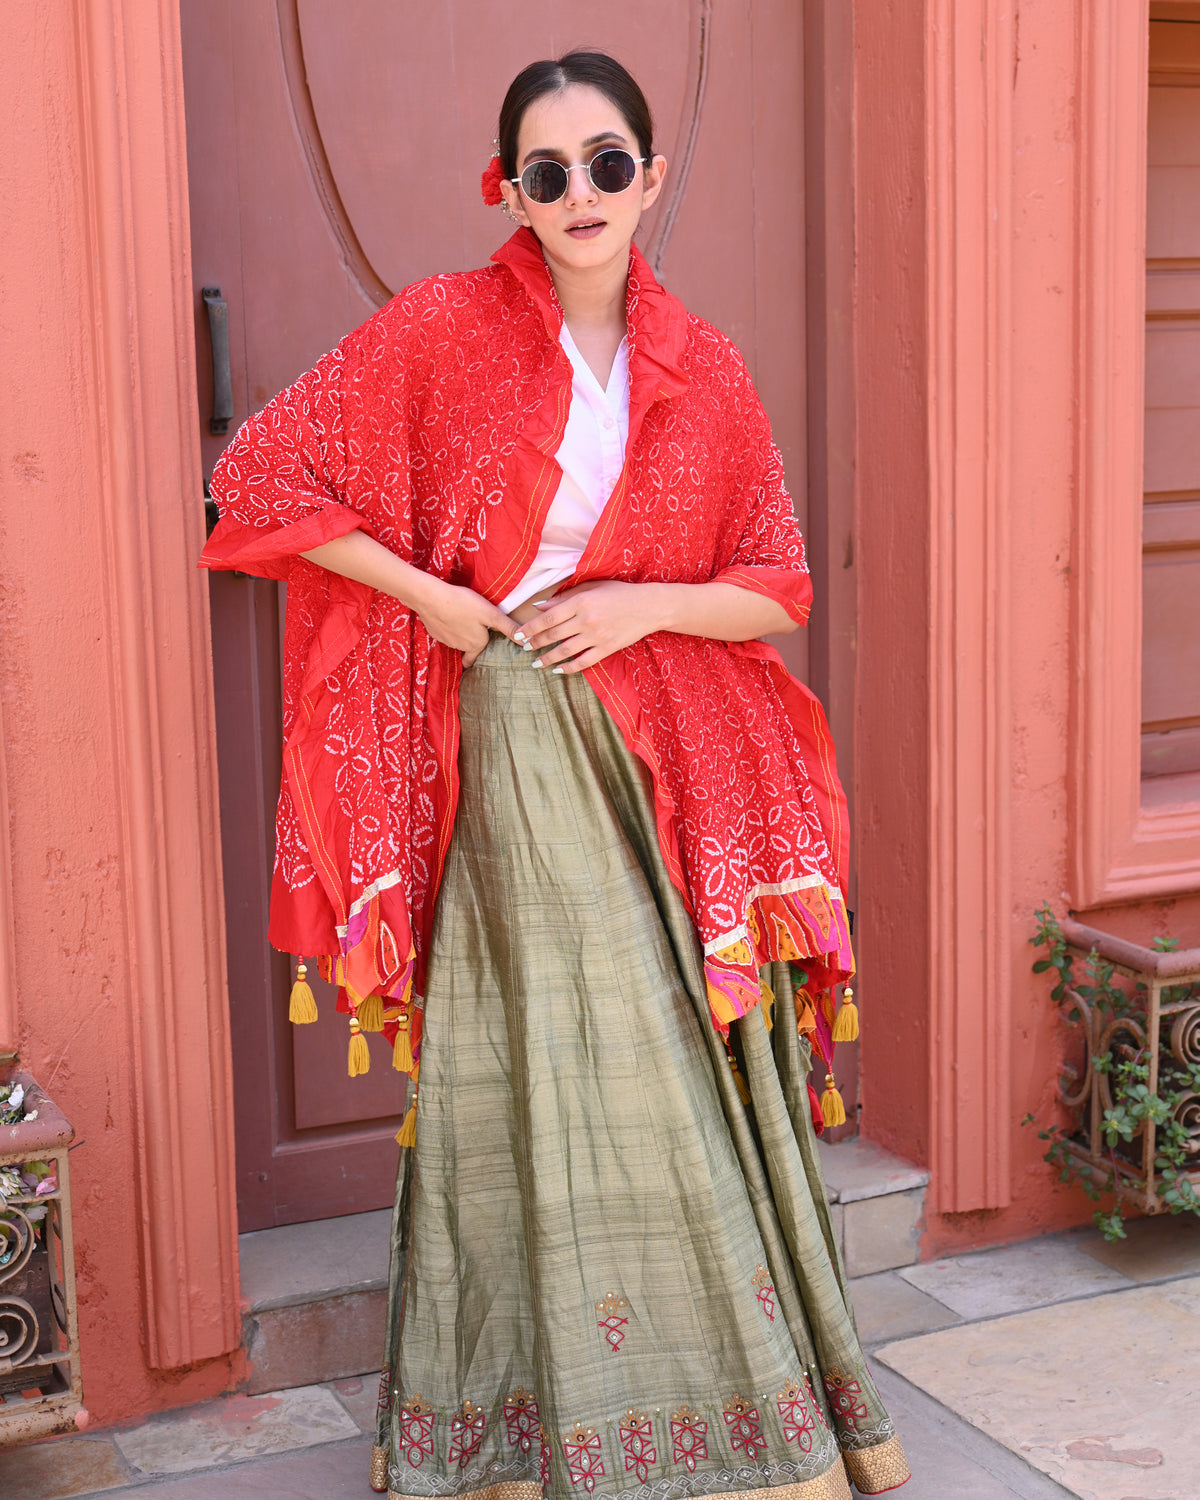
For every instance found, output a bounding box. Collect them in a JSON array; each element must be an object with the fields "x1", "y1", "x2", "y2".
[{"x1": 603, "y1": 415, "x2": 616, "y2": 430}]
